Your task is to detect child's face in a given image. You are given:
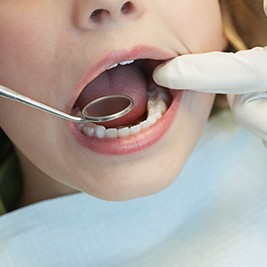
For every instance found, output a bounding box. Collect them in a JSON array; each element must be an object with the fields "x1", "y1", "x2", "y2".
[{"x1": 0, "y1": 1, "x2": 225, "y2": 200}]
